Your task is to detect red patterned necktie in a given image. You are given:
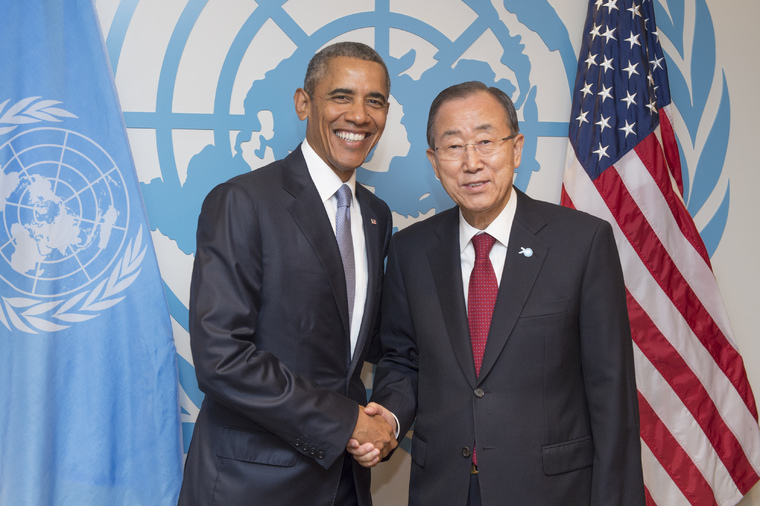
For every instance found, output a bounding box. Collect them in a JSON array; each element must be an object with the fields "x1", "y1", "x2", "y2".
[
  {"x1": 468, "y1": 233, "x2": 497, "y2": 467},
  {"x1": 468, "y1": 233, "x2": 498, "y2": 377}
]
